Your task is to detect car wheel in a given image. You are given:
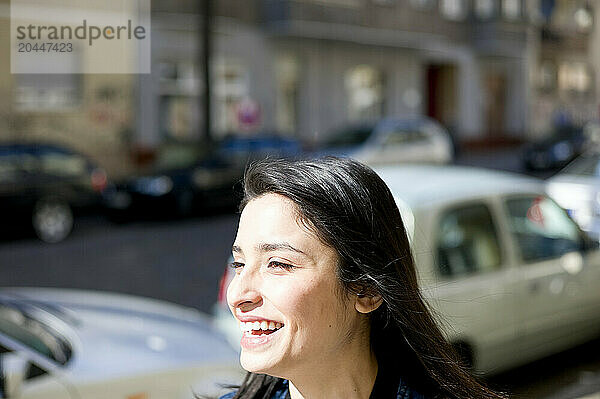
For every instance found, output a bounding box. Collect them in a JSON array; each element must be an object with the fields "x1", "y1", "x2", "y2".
[
  {"x1": 32, "y1": 199, "x2": 74, "y2": 243},
  {"x1": 176, "y1": 189, "x2": 194, "y2": 216}
]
